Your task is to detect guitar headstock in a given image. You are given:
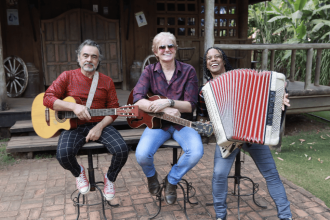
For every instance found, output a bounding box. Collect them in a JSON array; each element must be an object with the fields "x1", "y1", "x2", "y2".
[
  {"x1": 192, "y1": 121, "x2": 214, "y2": 137},
  {"x1": 117, "y1": 105, "x2": 139, "y2": 118}
]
